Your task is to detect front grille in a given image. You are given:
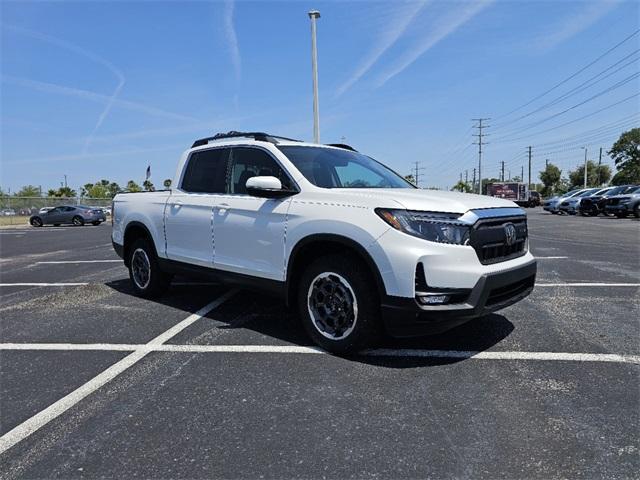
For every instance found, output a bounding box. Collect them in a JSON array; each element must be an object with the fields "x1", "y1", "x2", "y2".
[
  {"x1": 469, "y1": 216, "x2": 527, "y2": 265},
  {"x1": 486, "y1": 275, "x2": 535, "y2": 307},
  {"x1": 608, "y1": 198, "x2": 621, "y2": 206}
]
